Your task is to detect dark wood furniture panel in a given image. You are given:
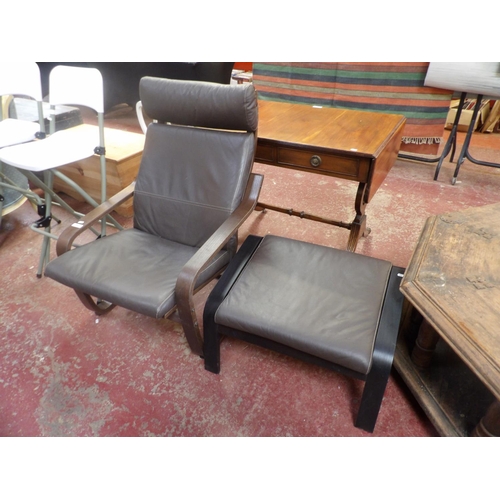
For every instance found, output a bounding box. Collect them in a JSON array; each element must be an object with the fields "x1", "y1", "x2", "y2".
[{"x1": 257, "y1": 142, "x2": 368, "y2": 180}]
